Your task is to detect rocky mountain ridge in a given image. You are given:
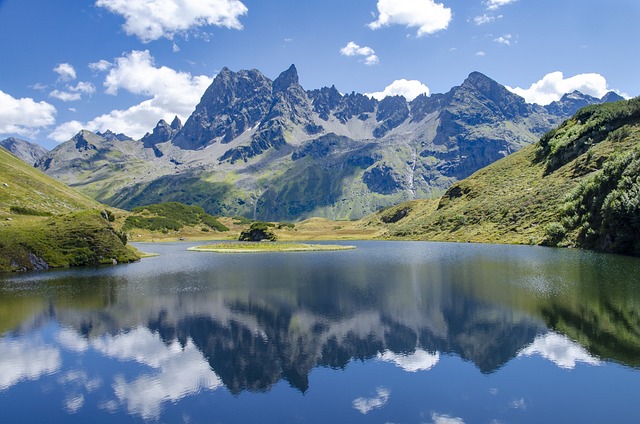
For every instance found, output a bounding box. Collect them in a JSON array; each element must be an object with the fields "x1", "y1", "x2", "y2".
[
  {"x1": 0, "y1": 137, "x2": 48, "y2": 166},
  {"x1": 35, "y1": 65, "x2": 623, "y2": 221}
]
